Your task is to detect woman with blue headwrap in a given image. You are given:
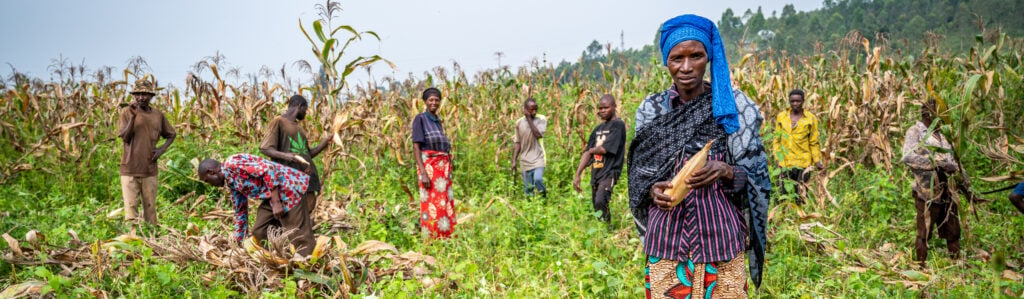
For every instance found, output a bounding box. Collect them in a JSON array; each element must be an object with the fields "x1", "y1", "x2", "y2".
[{"x1": 627, "y1": 14, "x2": 771, "y2": 297}]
